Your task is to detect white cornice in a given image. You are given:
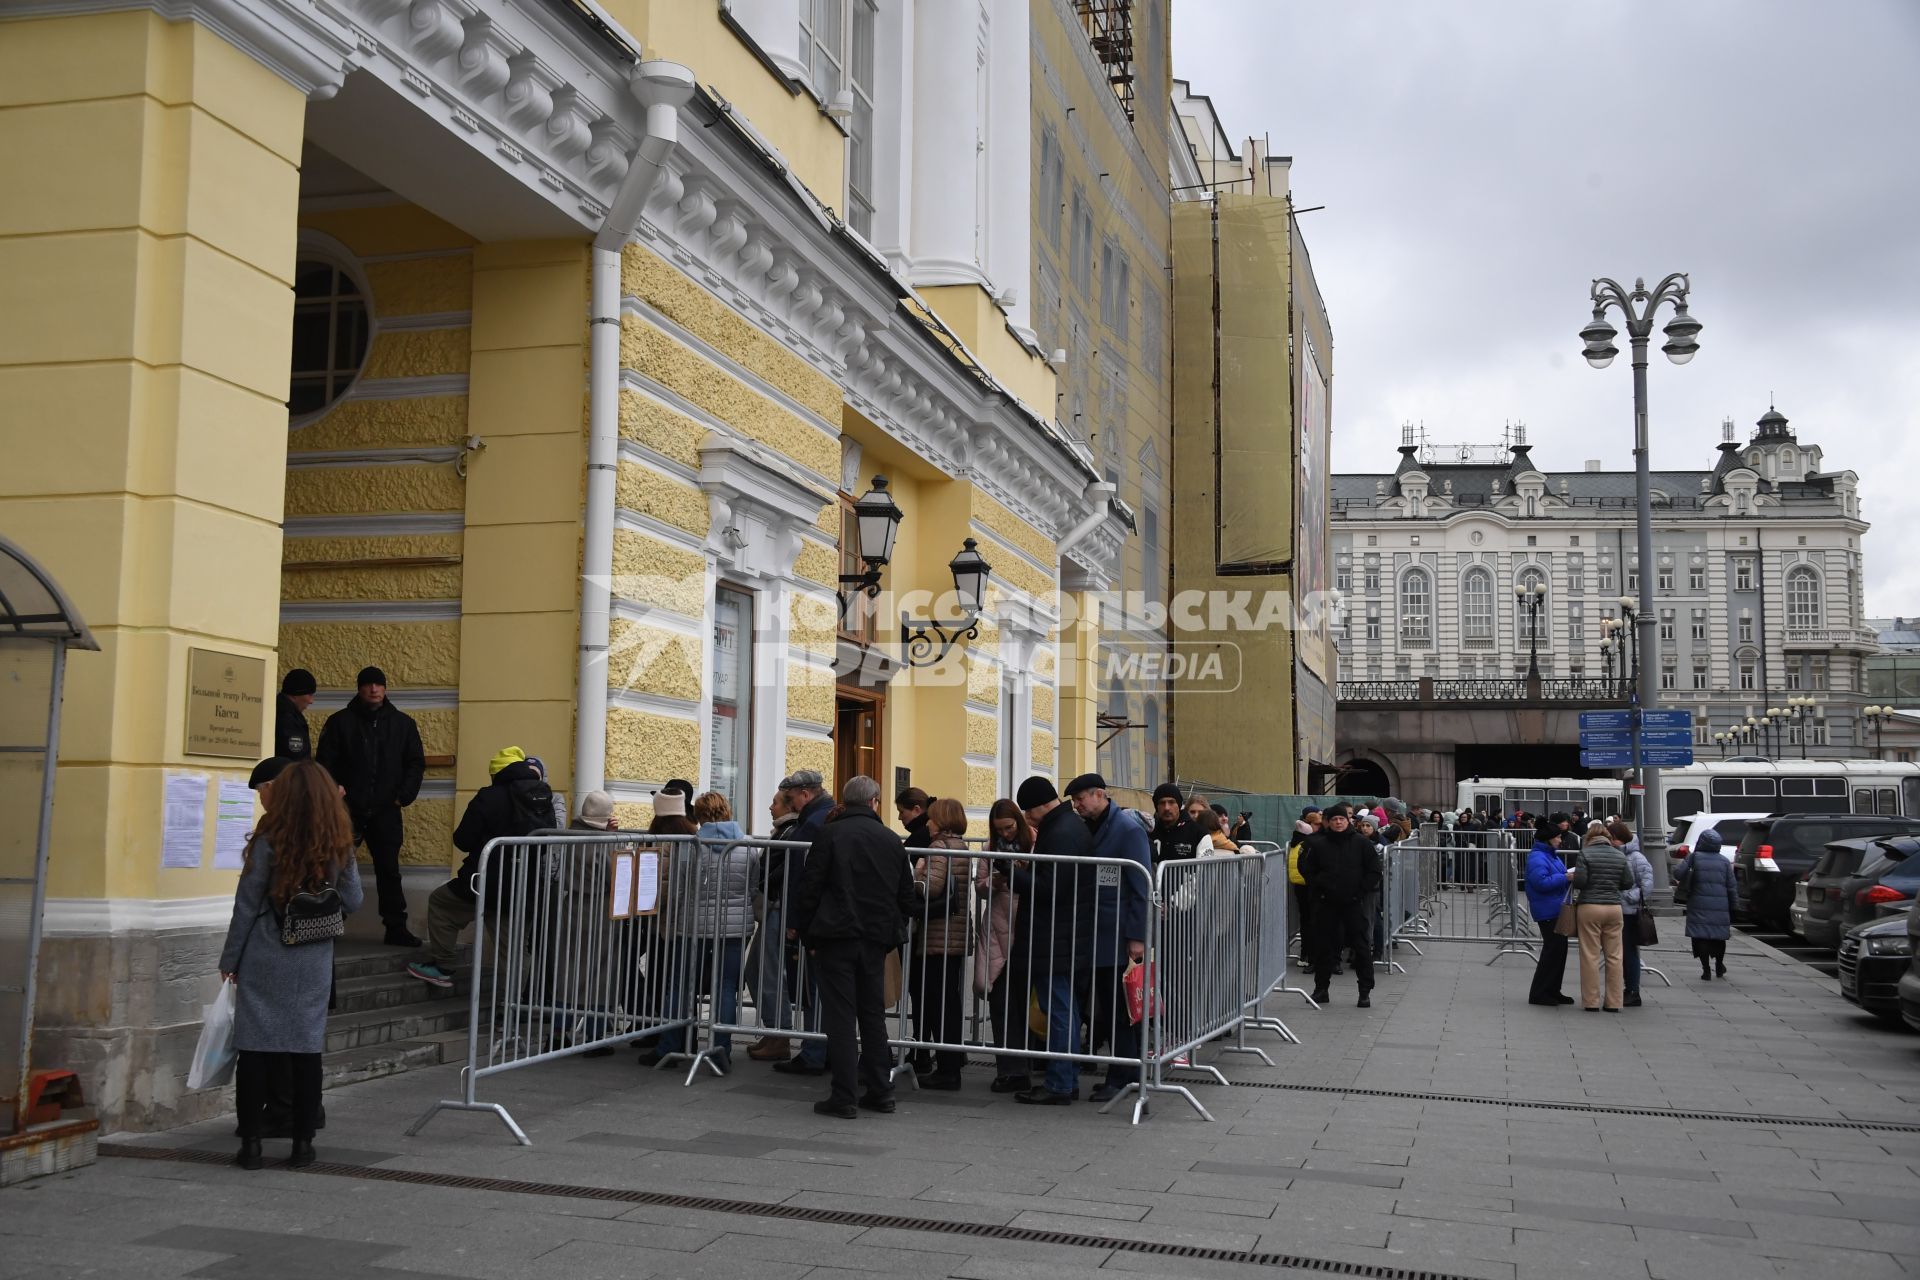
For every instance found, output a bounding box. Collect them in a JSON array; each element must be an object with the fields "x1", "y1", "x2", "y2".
[{"x1": 6, "y1": 0, "x2": 358, "y2": 96}]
